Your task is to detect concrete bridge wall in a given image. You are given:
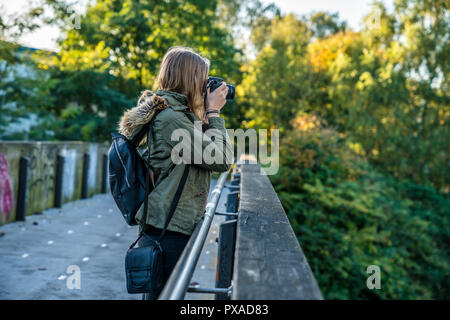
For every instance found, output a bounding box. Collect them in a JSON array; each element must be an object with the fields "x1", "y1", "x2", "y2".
[
  {"x1": 0, "y1": 141, "x2": 109, "y2": 225},
  {"x1": 232, "y1": 163, "x2": 323, "y2": 299}
]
